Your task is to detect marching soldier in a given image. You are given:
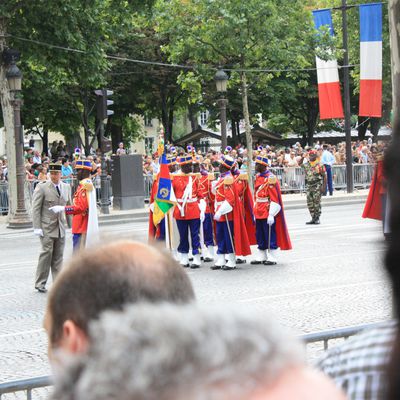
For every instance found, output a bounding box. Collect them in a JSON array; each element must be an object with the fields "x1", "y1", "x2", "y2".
[
  {"x1": 196, "y1": 159, "x2": 215, "y2": 262},
  {"x1": 251, "y1": 156, "x2": 291, "y2": 265},
  {"x1": 172, "y1": 155, "x2": 202, "y2": 268},
  {"x1": 49, "y1": 160, "x2": 98, "y2": 250},
  {"x1": 212, "y1": 155, "x2": 254, "y2": 270},
  {"x1": 301, "y1": 150, "x2": 327, "y2": 225},
  {"x1": 32, "y1": 163, "x2": 68, "y2": 293}
]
